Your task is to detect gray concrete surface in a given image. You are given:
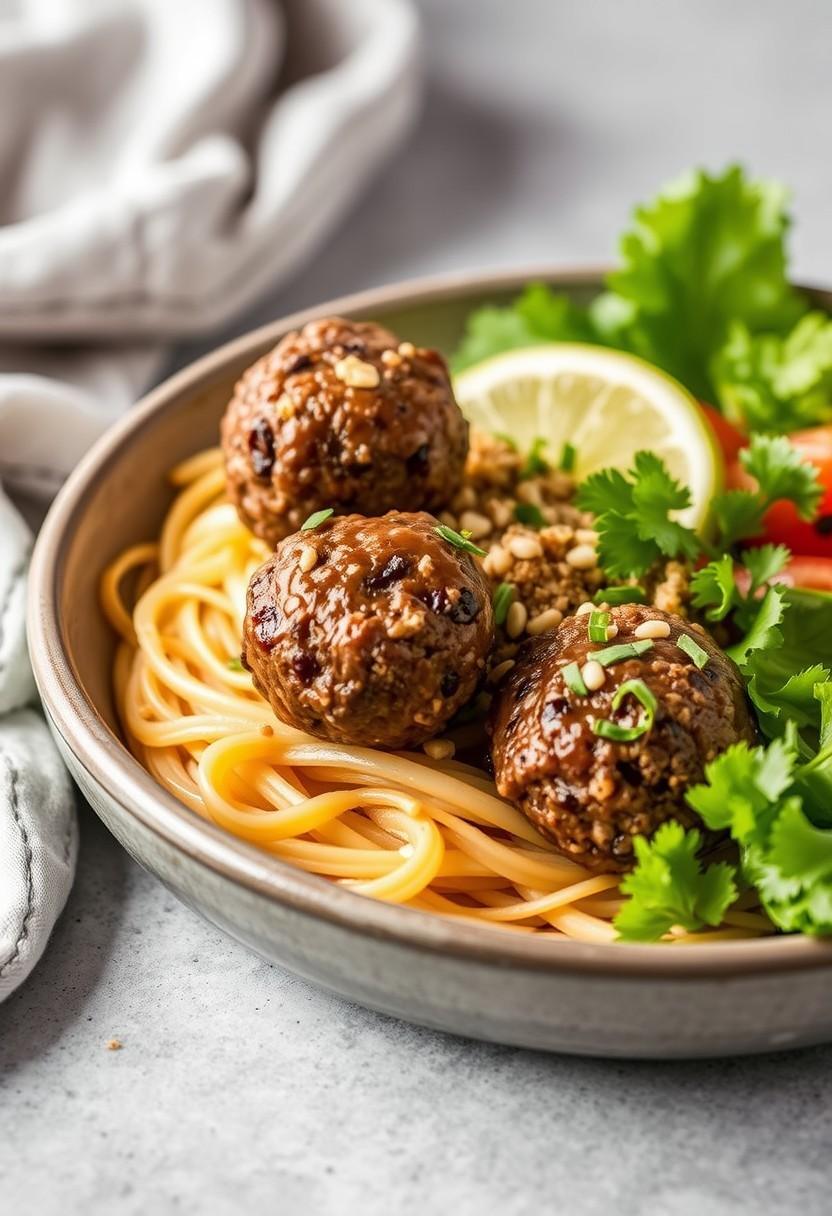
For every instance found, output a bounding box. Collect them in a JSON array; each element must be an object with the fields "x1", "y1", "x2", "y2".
[{"x1": 3, "y1": 2, "x2": 832, "y2": 1212}]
